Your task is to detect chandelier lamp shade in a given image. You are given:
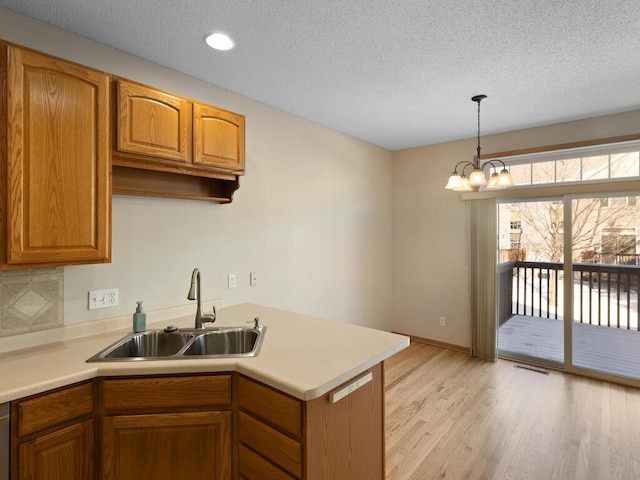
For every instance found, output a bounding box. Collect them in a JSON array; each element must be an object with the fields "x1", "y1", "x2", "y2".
[{"x1": 444, "y1": 95, "x2": 515, "y2": 191}]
